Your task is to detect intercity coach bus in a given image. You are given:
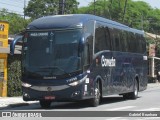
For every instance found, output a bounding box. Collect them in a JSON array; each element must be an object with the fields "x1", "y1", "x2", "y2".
[{"x1": 10, "y1": 14, "x2": 148, "y2": 108}]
